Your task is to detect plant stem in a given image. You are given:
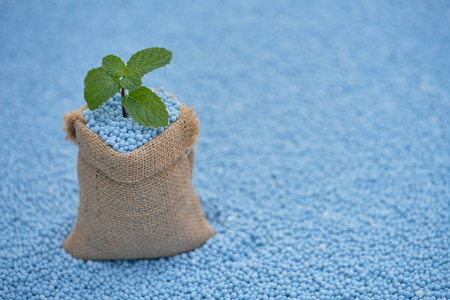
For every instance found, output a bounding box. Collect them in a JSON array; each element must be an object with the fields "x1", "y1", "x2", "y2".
[{"x1": 120, "y1": 88, "x2": 127, "y2": 117}]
